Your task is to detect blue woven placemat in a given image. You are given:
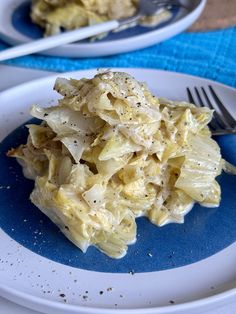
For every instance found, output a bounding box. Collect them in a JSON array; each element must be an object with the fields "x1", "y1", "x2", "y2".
[{"x1": 1, "y1": 27, "x2": 236, "y2": 87}]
